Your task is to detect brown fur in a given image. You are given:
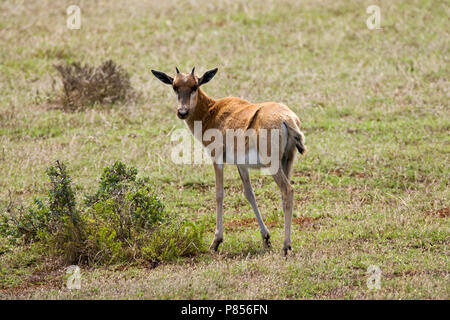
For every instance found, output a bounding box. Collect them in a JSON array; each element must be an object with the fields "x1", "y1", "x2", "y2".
[{"x1": 187, "y1": 88, "x2": 302, "y2": 136}]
